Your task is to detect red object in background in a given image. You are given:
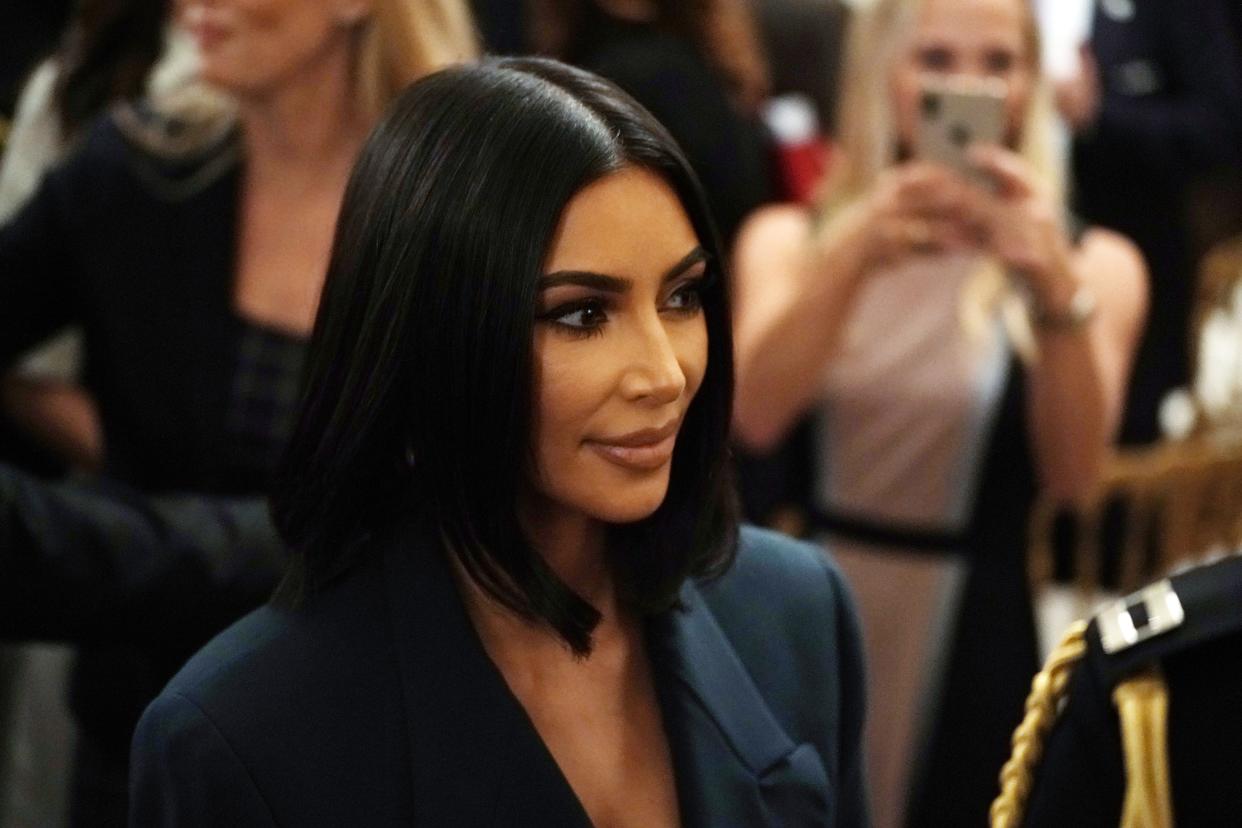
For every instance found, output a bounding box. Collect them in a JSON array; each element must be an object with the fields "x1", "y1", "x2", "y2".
[
  {"x1": 764, "y1": 94, "x2": 835, "y2": 204},
  {"x1": 776, "y1": 138, "x2": 833, "y2": 204}
]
